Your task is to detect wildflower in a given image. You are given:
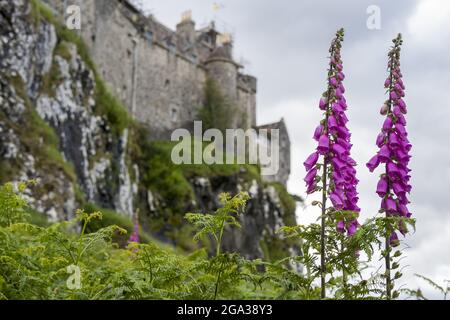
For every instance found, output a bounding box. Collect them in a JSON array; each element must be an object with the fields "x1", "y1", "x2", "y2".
[
  {"x1": 303, "y1": 28, "x2": 360, "y2": 236},
  {"x1": 366, "y1": 33, "x2": 412, "y2": 237}
]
